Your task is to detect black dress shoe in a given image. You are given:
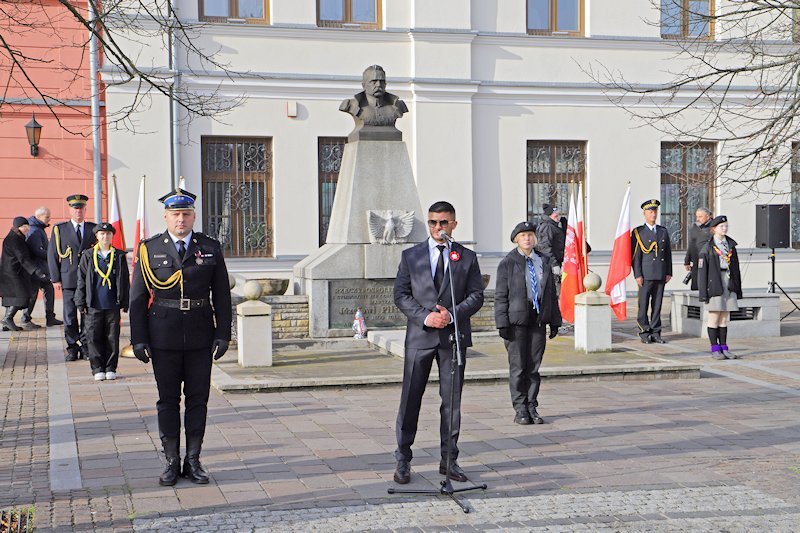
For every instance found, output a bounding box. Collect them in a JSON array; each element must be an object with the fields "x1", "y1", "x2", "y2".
[
  {"x1": 650, "y1": 335, "x2": 667, "y2": 344},
  {"x1": 439, "y1": 460, "x2": 468, "y2": 482},
  {"x1": 21, "y1": 321, "x2": 41, "y2": 330},
  {"x1": 159, "y1": 458, "x2": 181, "y2": 486},
  {"x1": 528, "y1": 408, "x2": 544, "y2": 424},
  {"x1": 640, "y1": 336, "x2": 653, "y2": 344},
  {"x1": 393, "y1": 460, "x2": 410, "y2": 484},
  {"x1": 513, "y1": 412, "x2": 531, "y2": 425},
  {"x1": 65, "y1": 351, "x2": 78, "y2": 362},
  {"x1": 182, "y1": 455, "x2": 210, "y2": 484},
  {"x1": 46, "y1": 317, "x2": 64, "y2": 327}
]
